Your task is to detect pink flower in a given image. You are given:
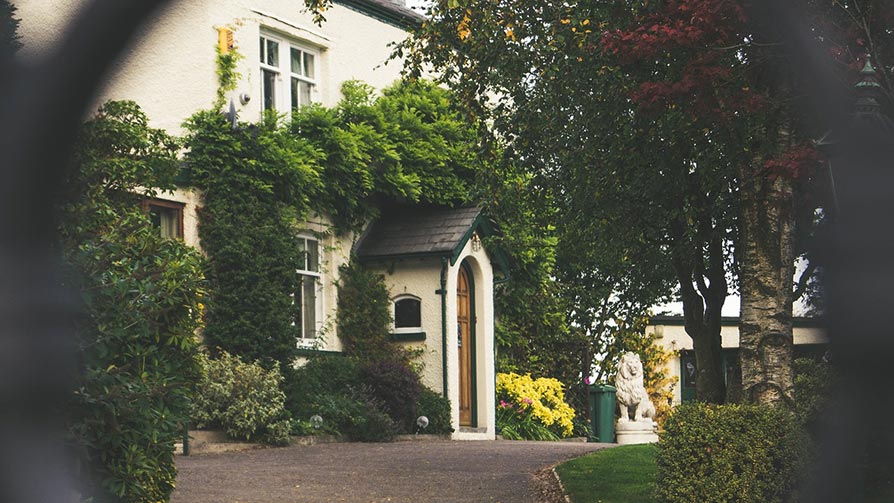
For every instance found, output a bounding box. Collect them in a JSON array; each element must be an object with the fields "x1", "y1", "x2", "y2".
[
  {"x1": 522, "y1": 397, "x2": 533, "y2": 405},
  {"x1": 499, "y1": 400, "x2": 512, "y2": 409},
  {"x1": 584, "y1": 376, "x2": 593, "y2": 385}
]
